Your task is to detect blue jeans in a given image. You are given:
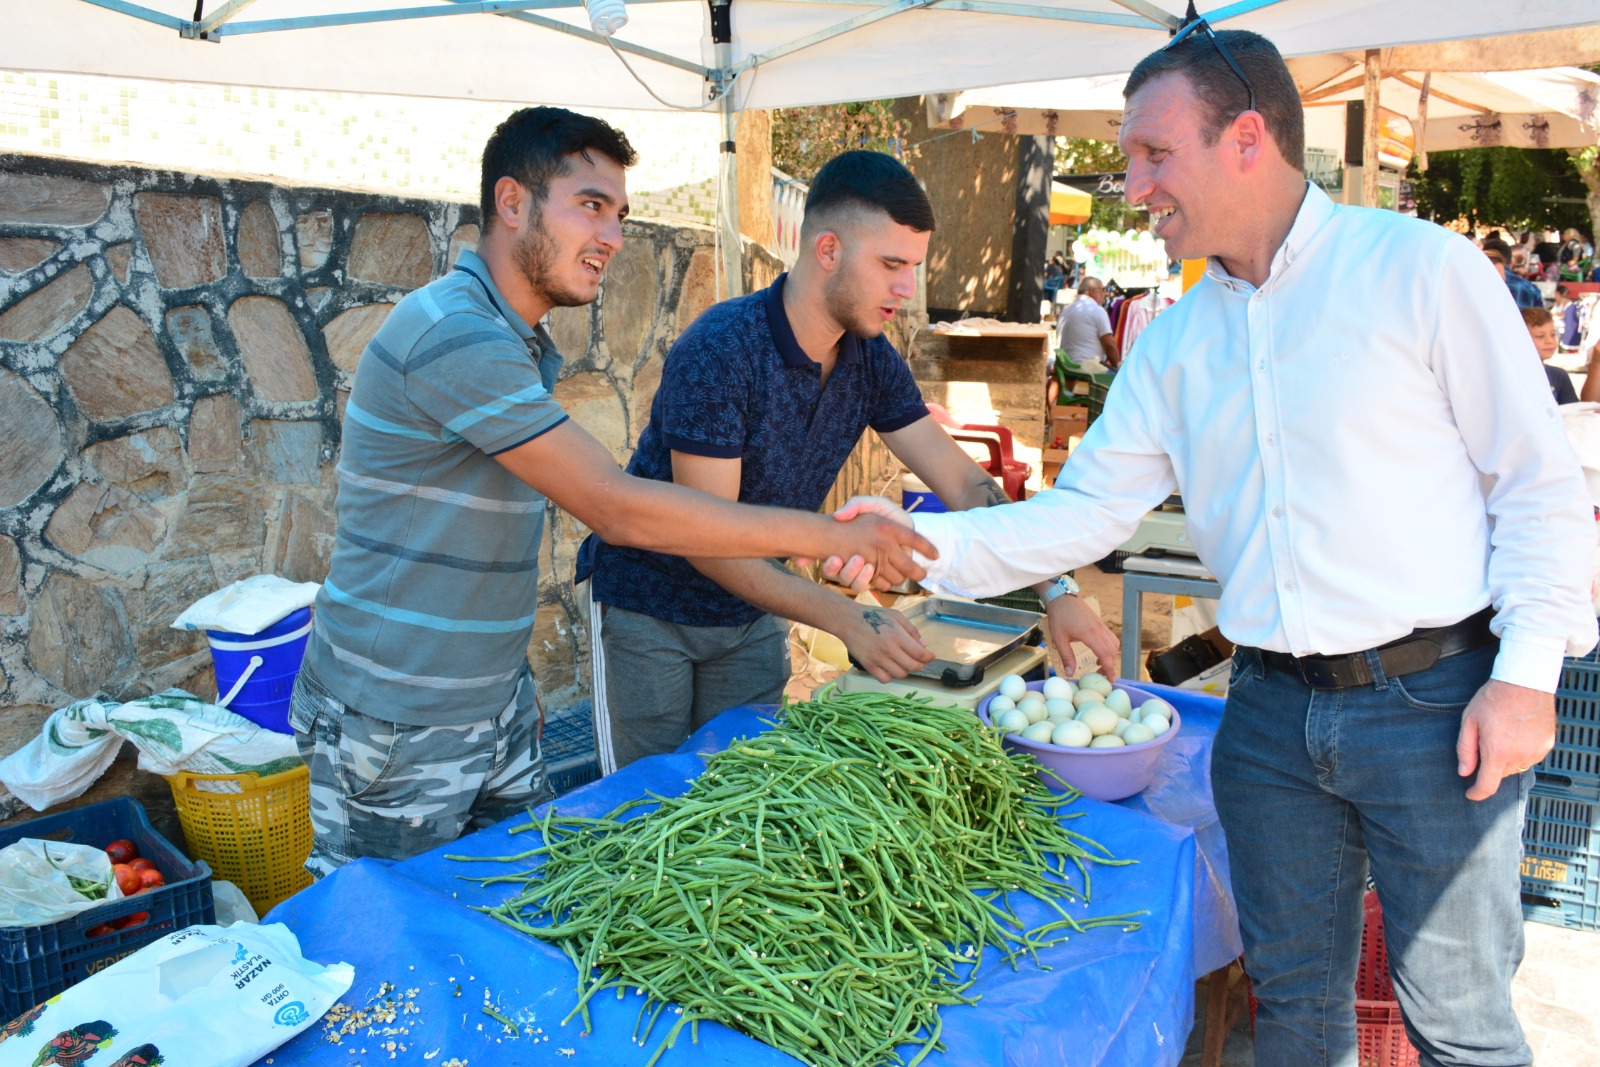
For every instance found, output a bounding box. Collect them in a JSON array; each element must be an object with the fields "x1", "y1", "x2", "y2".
[{"x1": 1213, "y1": 643, "x2": 1531, "y2": 1067}]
